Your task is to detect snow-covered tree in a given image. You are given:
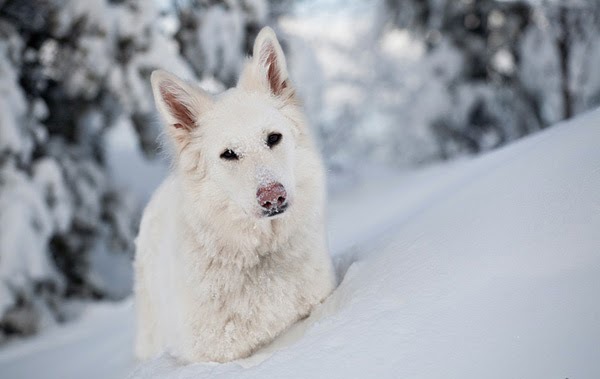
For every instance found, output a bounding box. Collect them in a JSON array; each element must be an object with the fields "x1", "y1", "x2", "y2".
[
  {"x1": 379, "y1": 0, "x2": 600, "y2": 158},
  {"x1": 0, "y1": 0, "x2": 266, "y2": 340},
  {"x1": 174, "y1": 0, "x2": 268, "y2": 86}
]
